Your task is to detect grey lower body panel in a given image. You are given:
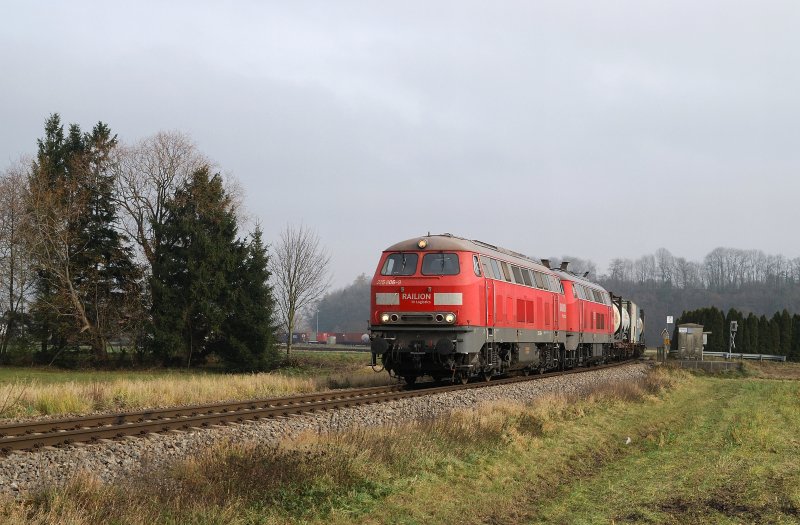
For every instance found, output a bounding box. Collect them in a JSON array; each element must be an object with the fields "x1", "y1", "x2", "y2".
[
  {"x1": 490, "y1": 327, "x2": 566, "y2": 345},
  {"x1": 370, "y1": 324, "x2": 620, "y2": 381},
  {"x1": 370, "y1": 324, "x2": 571, "y2": 379}
]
